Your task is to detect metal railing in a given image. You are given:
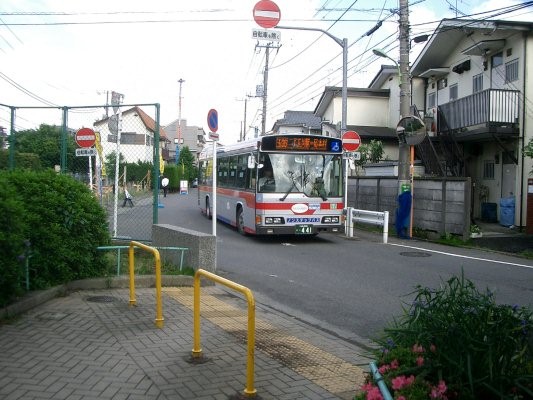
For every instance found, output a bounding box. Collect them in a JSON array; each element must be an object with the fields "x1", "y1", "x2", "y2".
[
  {"x1": 438, "y1": 88, "x2": 519, "y2": 131},
  {"x1": 192, "y1": 269, "x2": 257, "y2": 398},
  {"x1": 345, "y1": 207, "x2": 389, "y2": 243},
  {"x1": 128, "y1": 241, "x2": 164, "y2": 328}
]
